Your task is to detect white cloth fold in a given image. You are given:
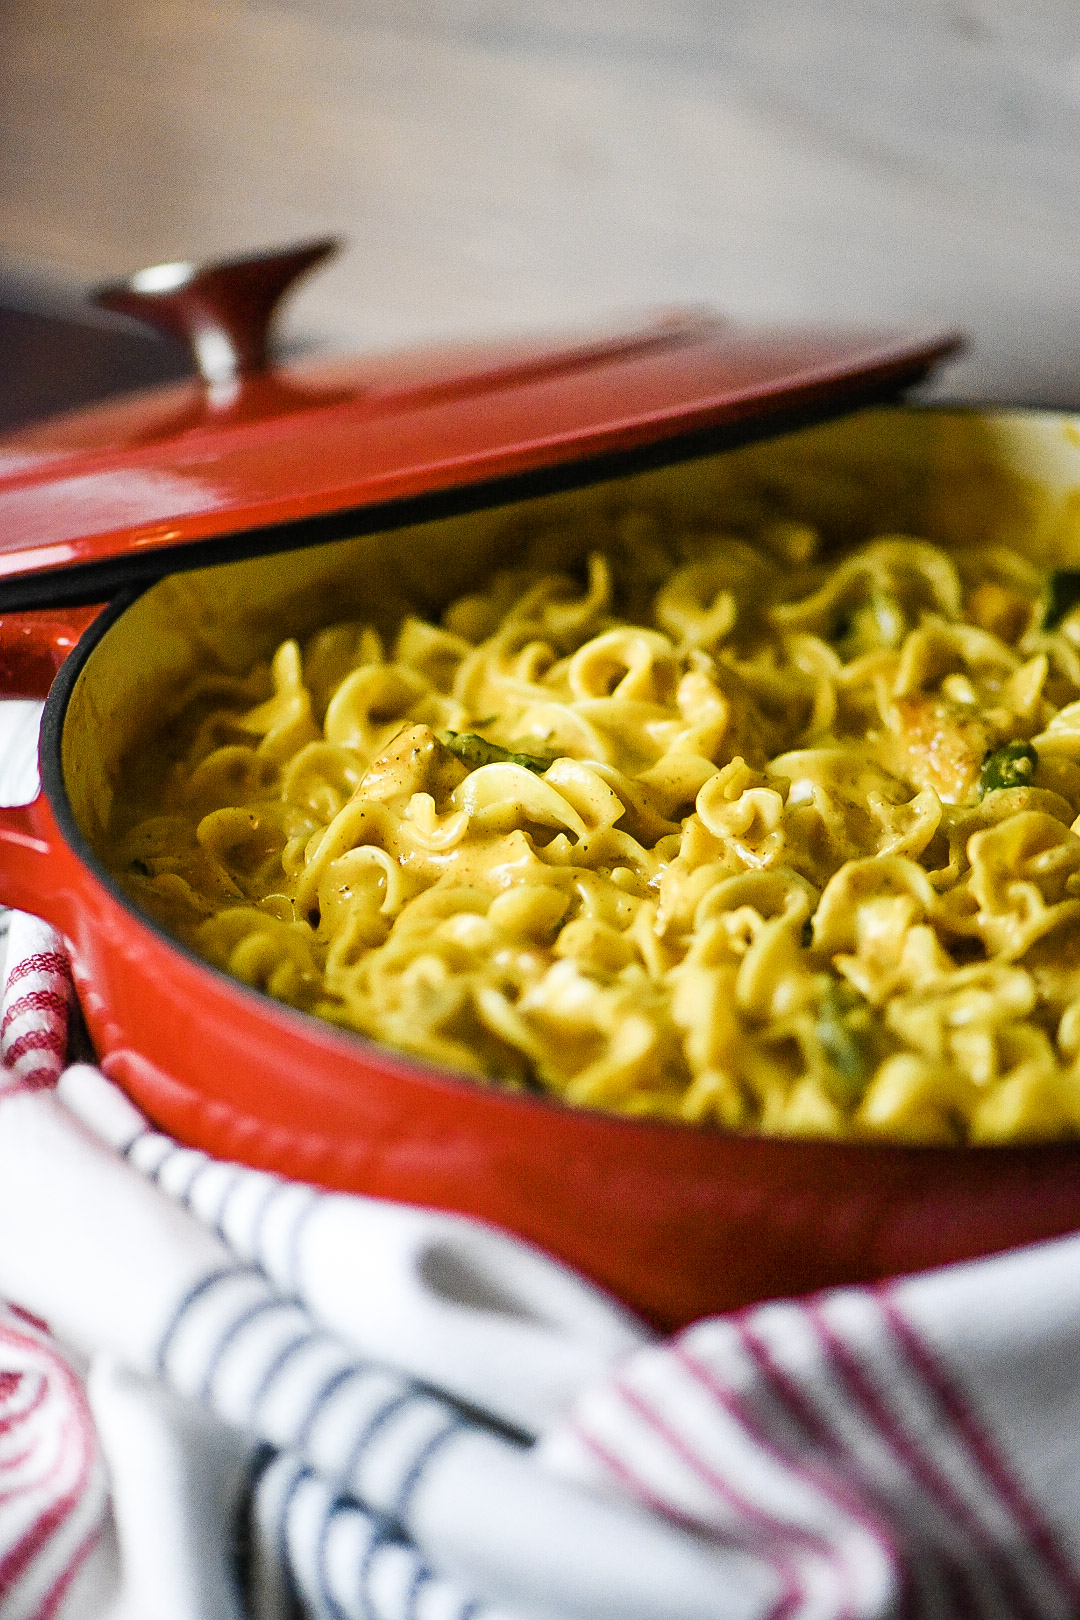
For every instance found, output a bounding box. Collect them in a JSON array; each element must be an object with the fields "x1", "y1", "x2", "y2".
[
  {"x1": 59, "y1": 1063, "x2": 647, "y2": 1440},
  {"x1": 87, "y1": 1358, "x2": 250, "y2": 1620},
  {"x1": 2, "y1": 910, "x2": 1080, "y2": 1620},
  {"x1": 0, "y1": 1077, "x2": 738, "y2": 1620}
]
